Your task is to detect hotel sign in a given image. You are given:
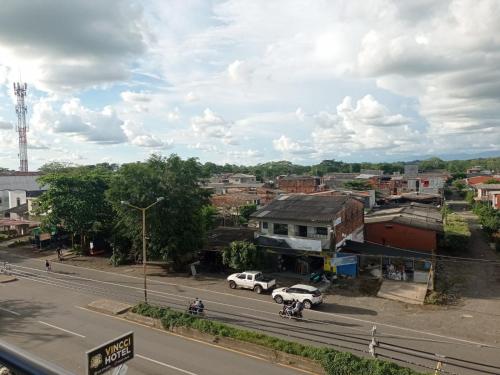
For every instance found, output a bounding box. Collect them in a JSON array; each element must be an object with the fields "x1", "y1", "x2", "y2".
[{"x1": 86, "y1": 332, "x2": 134, "y2": 375}]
